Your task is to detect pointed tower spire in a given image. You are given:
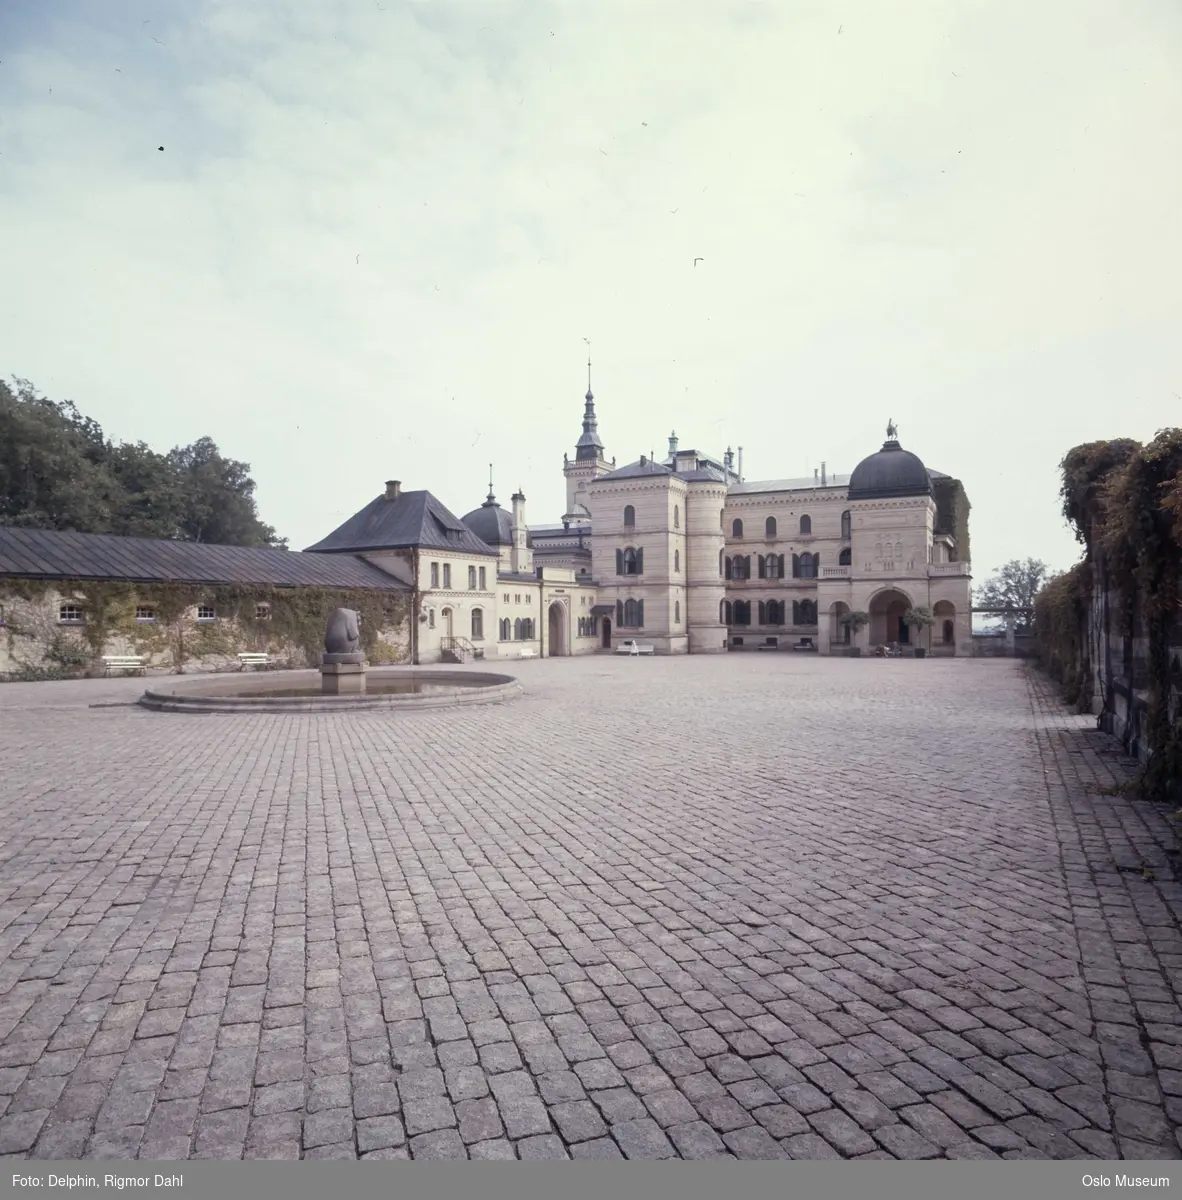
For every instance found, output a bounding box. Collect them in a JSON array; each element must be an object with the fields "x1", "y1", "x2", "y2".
[
  {"x1": 575, "y1": 345, "x2": 605, "y2": 462},
  {"x1": 483, "y1": 463, "x2": 497, "y2": 507}
]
